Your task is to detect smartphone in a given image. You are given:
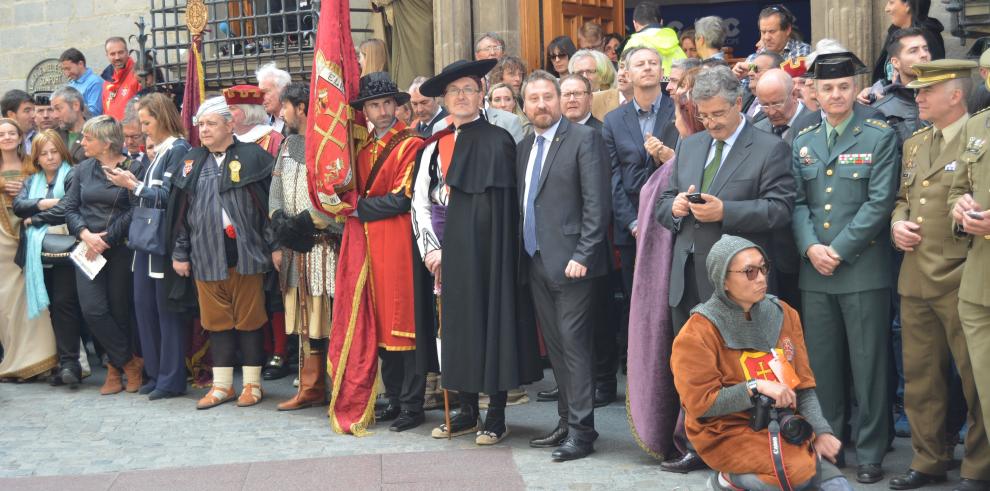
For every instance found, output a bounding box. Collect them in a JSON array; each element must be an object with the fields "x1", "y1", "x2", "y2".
[
  {"x1": 967, "y1": 211, "x2": 985, "y2": 220},
  {"x1": 687, "y1": 193, "x2": 707, "y2": 204}
]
